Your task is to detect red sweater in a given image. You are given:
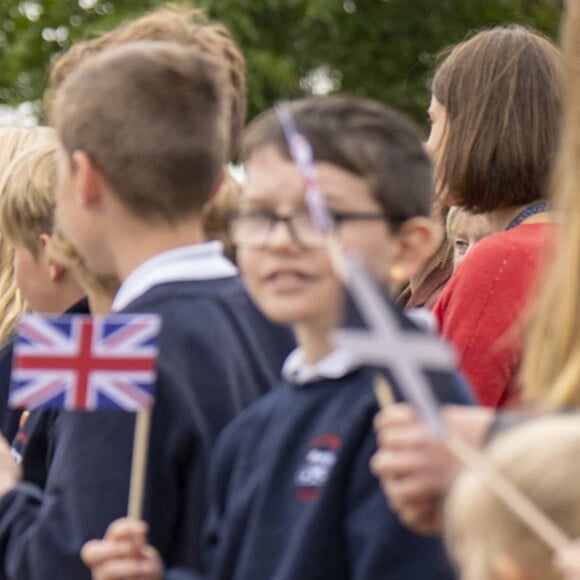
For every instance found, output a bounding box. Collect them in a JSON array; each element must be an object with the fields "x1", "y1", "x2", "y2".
[{"x1": 434, "y1": 223, "x2": 554, "y2": 408}]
